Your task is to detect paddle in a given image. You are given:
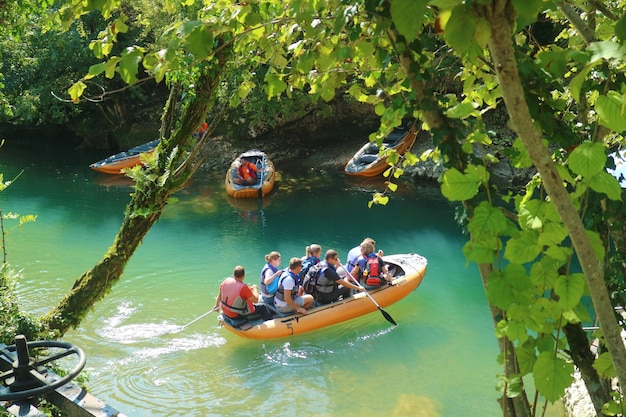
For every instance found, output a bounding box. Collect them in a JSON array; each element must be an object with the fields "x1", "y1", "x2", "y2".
[
  {"x1": 258, "y1": 154, "x2": 266, "y2": 200},
  {"x1": 180, "y1": 307, "x2": 219, "y2": 330},
  {"x1": 338, "y1": 261, "x2": 398, "y2": 326}
]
